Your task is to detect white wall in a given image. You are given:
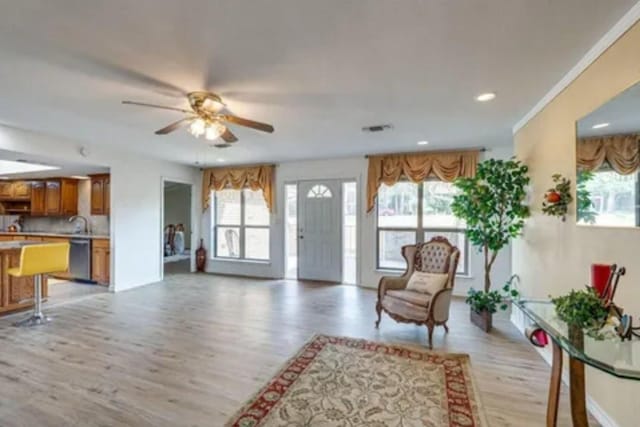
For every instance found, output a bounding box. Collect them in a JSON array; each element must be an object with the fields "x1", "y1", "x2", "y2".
[
  {"x1": 201, "y1": 146, "x2": 513, "y2": 295},
  {"x1": 0, "y1": 124, "x2": 201, "y2": 292},
  {"x1": 164, "y1": 183, "x2": 192, "y2": 249}
]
